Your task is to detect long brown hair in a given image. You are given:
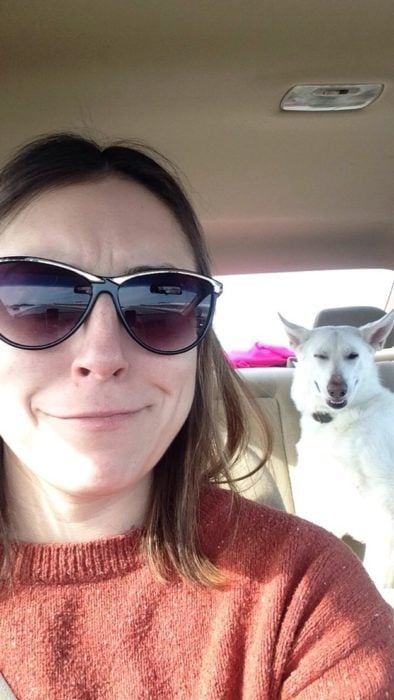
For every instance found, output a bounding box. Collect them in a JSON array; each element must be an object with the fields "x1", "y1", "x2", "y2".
[{"x1": 0, "y1": 133, "x2": 271, "y2": 585}]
